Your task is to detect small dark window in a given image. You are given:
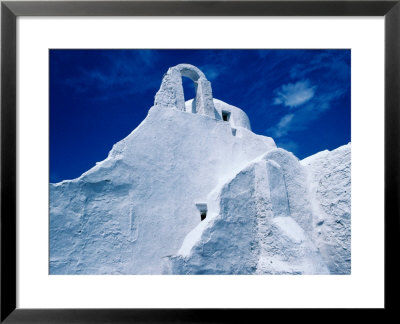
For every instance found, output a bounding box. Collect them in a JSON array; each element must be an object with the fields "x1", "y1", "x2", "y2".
[
  {"x1": 200, "y1": 211, "x2": 207, "y2": 221},
  {"x1": 222, "y1": 111, "x2": 230, "y2": 122}
]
